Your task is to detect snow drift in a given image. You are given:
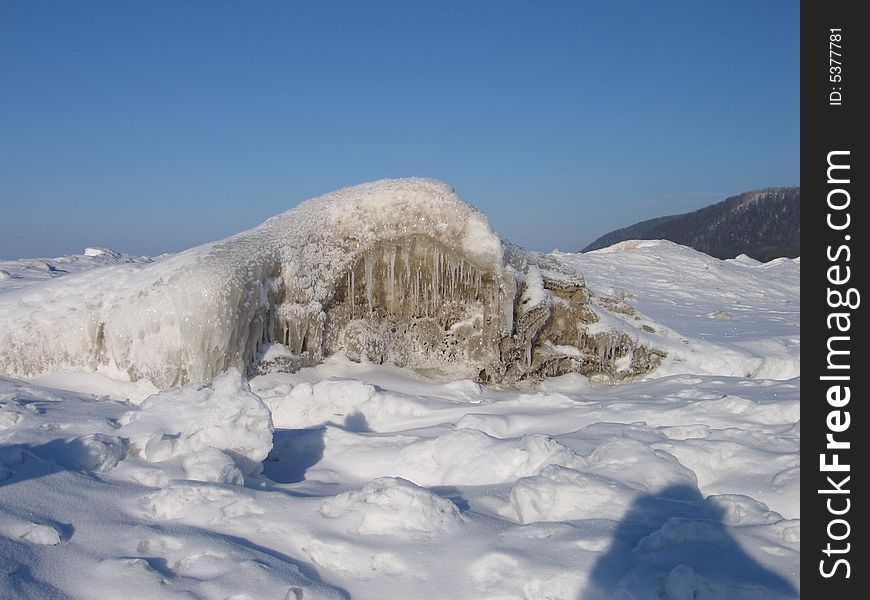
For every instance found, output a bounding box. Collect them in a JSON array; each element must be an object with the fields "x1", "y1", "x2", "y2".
[{"x1": 0, "y1": 178, "x2": 661, "y2": 388}]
